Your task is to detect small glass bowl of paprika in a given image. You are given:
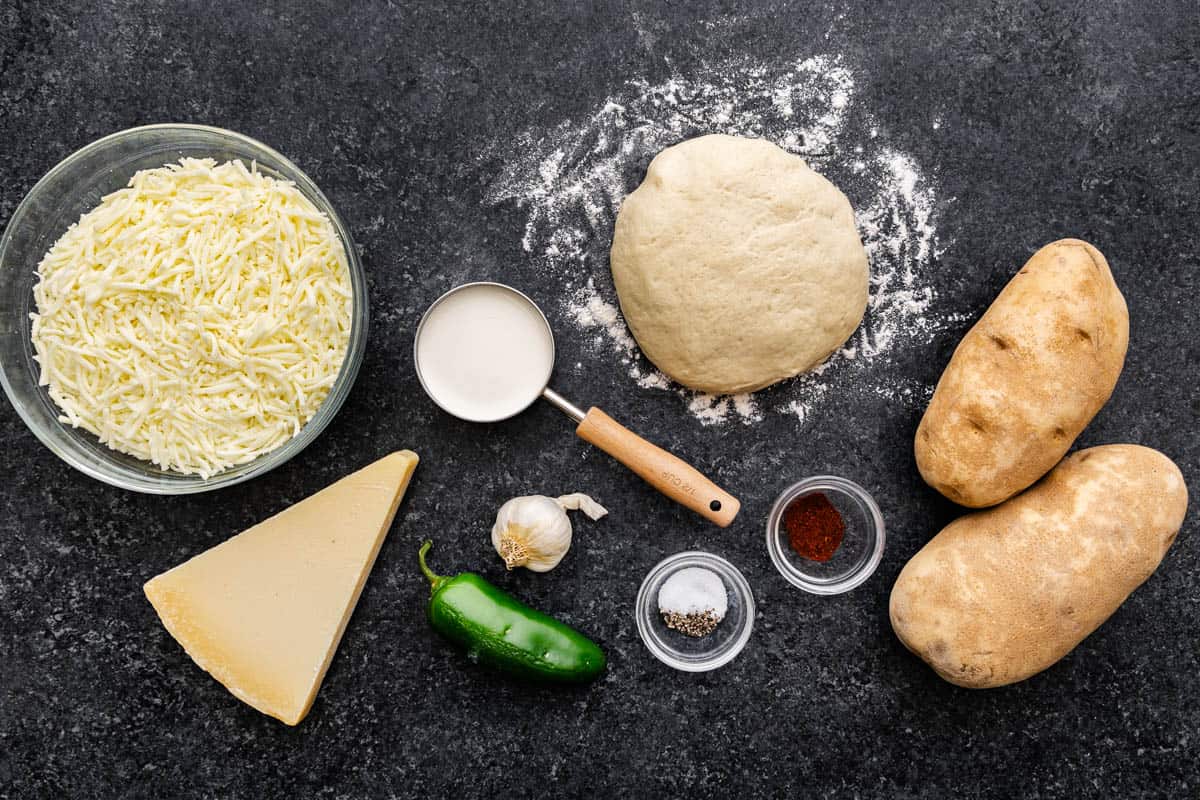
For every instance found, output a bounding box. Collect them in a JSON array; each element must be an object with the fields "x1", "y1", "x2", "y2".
[{"x1": 766, "y1": 476, "x2": 885, "y2": 595}]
